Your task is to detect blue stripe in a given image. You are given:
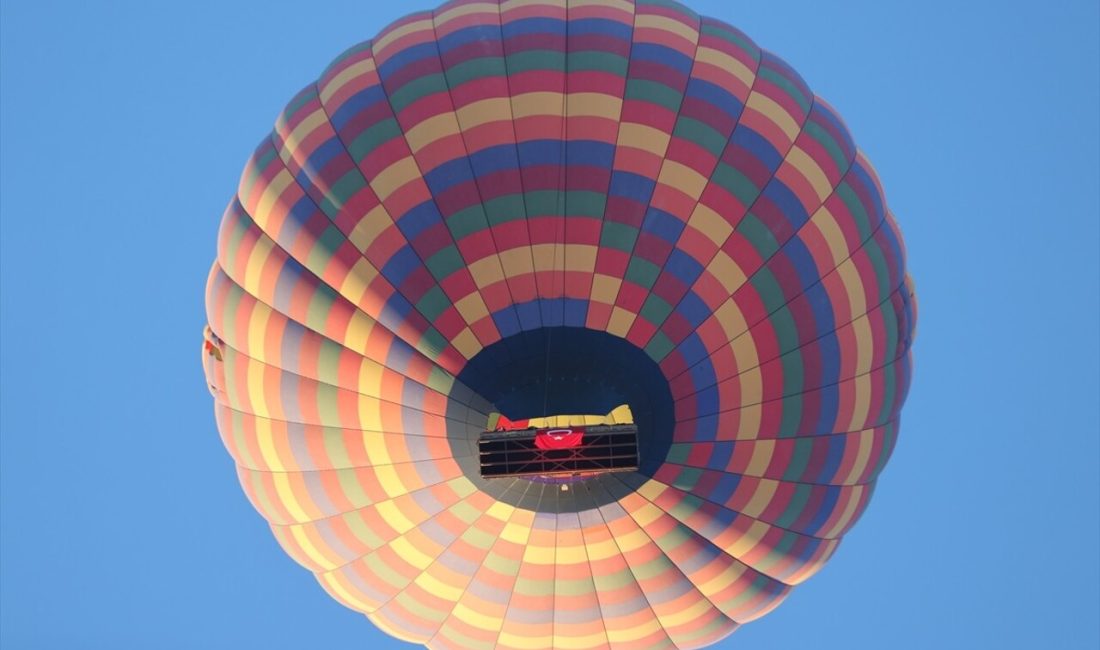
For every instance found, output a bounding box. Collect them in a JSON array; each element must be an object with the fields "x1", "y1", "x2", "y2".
[
  {"x1": 632, "y1": 42, "x2": 693, "y2": 75},
  {"x1": 380, "y1": 245, "x2": 422, "y2": 287},
  {"x1": 503, "y1": 17, "x2": 566, "y2": 38},
  {"x1": 730, "y1": 125, "x2": 782, "y2": 170},
  {"x1": 640, "y1": 208, "x2": 685, "y2": 243},
  {"x1": 377, "y1": 41, "x2": 439, "y2": 80},
  {"x1": 438, "y1": 25, "x2": 501, "y2": 53},
  {"x1": 395, "y1": 201, "x2": 444, "y2": 241},
  {"x1": 330, "y1": 86, "x2": 386, "y2": 131}
]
